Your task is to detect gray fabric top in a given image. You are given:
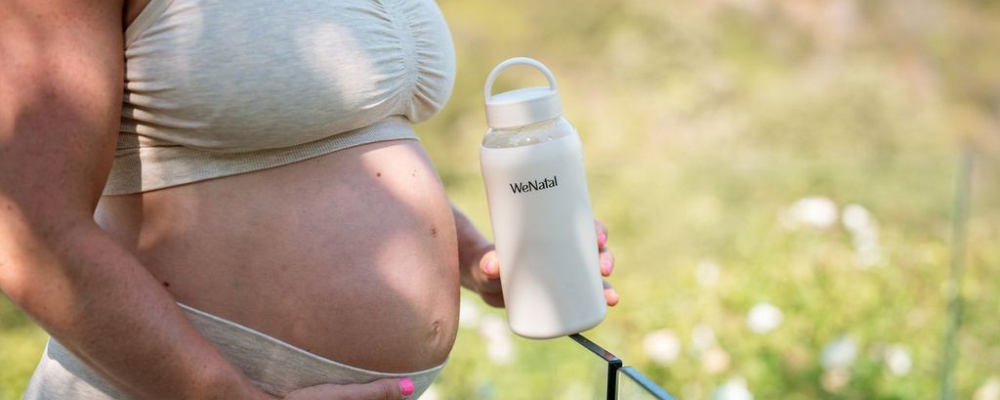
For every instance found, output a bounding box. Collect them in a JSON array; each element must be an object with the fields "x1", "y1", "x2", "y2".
[{"x1": 105, "y1": 0, "x2": 456, "y2": 194}]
